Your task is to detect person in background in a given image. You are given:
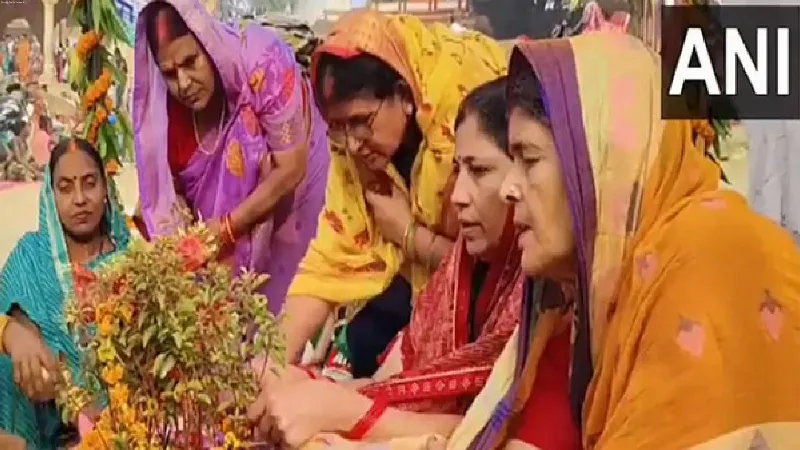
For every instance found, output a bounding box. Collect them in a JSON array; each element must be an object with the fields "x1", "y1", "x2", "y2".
[
  {"x1": 134, "y1": 0, "x2": 330, "y2": 313},
  {"x1": 280, "y1": 9, "x2": 508, "y2": 381},
  {"x1": 15, "y1": 35, "x2": 30, "y2": 84},
  {"x1": 31, "y1": 115, "x2": 54, "y2": 166},
  {"x1": 114, "y1": 47, "x2": 128, "y2": 110},
  {"x1": 450, "y1": 33, "x2": 800, "y2": 449},
  {"x1": 0, "y1": 139, "x2": 131, "y2": 449},
  {"x1": 250, "y1": 77, "x2": 523, "y2": 449}
]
